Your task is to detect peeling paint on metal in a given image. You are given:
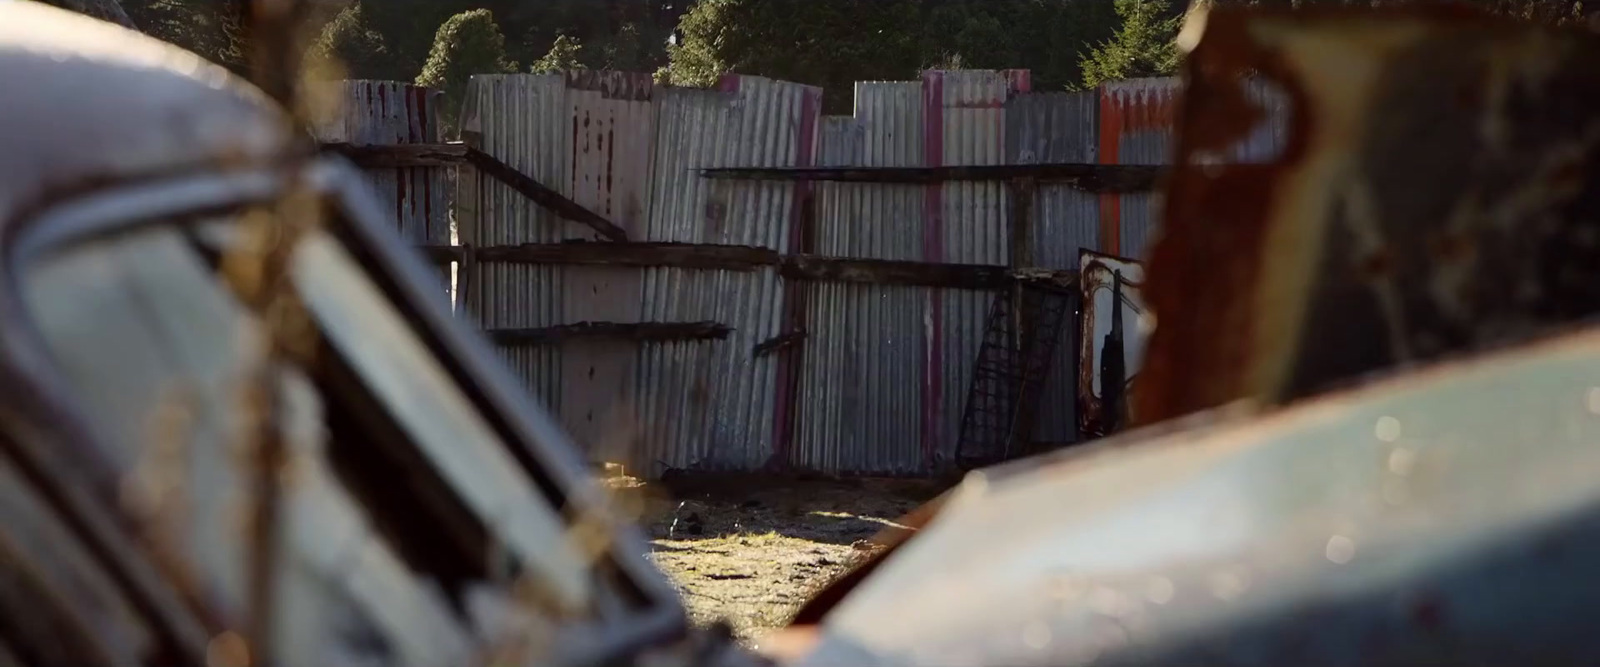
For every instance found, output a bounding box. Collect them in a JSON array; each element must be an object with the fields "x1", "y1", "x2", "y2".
[
  {"x1": 460, "y1": 74, "x2": 570, "y2": 419},
  {"x1": 312, "y1": 80, "x2": 451, "y2": 294},
  {"x1": 636, "y1": 76, "x2": 819, "y2": 475},
  {"x1": 1100, "y1": 78, "x2": 1180, "y2": 260},
  {"x1": 562, "y1": 71, "x2": 656, "y2": 461}
]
